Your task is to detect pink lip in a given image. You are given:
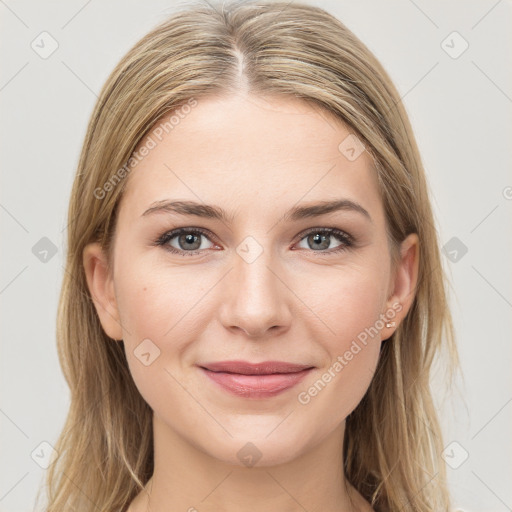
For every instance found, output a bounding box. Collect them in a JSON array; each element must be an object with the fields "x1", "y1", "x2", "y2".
[{"x1": 198, "y1": 360, "x2": 314, "y2": 399}]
